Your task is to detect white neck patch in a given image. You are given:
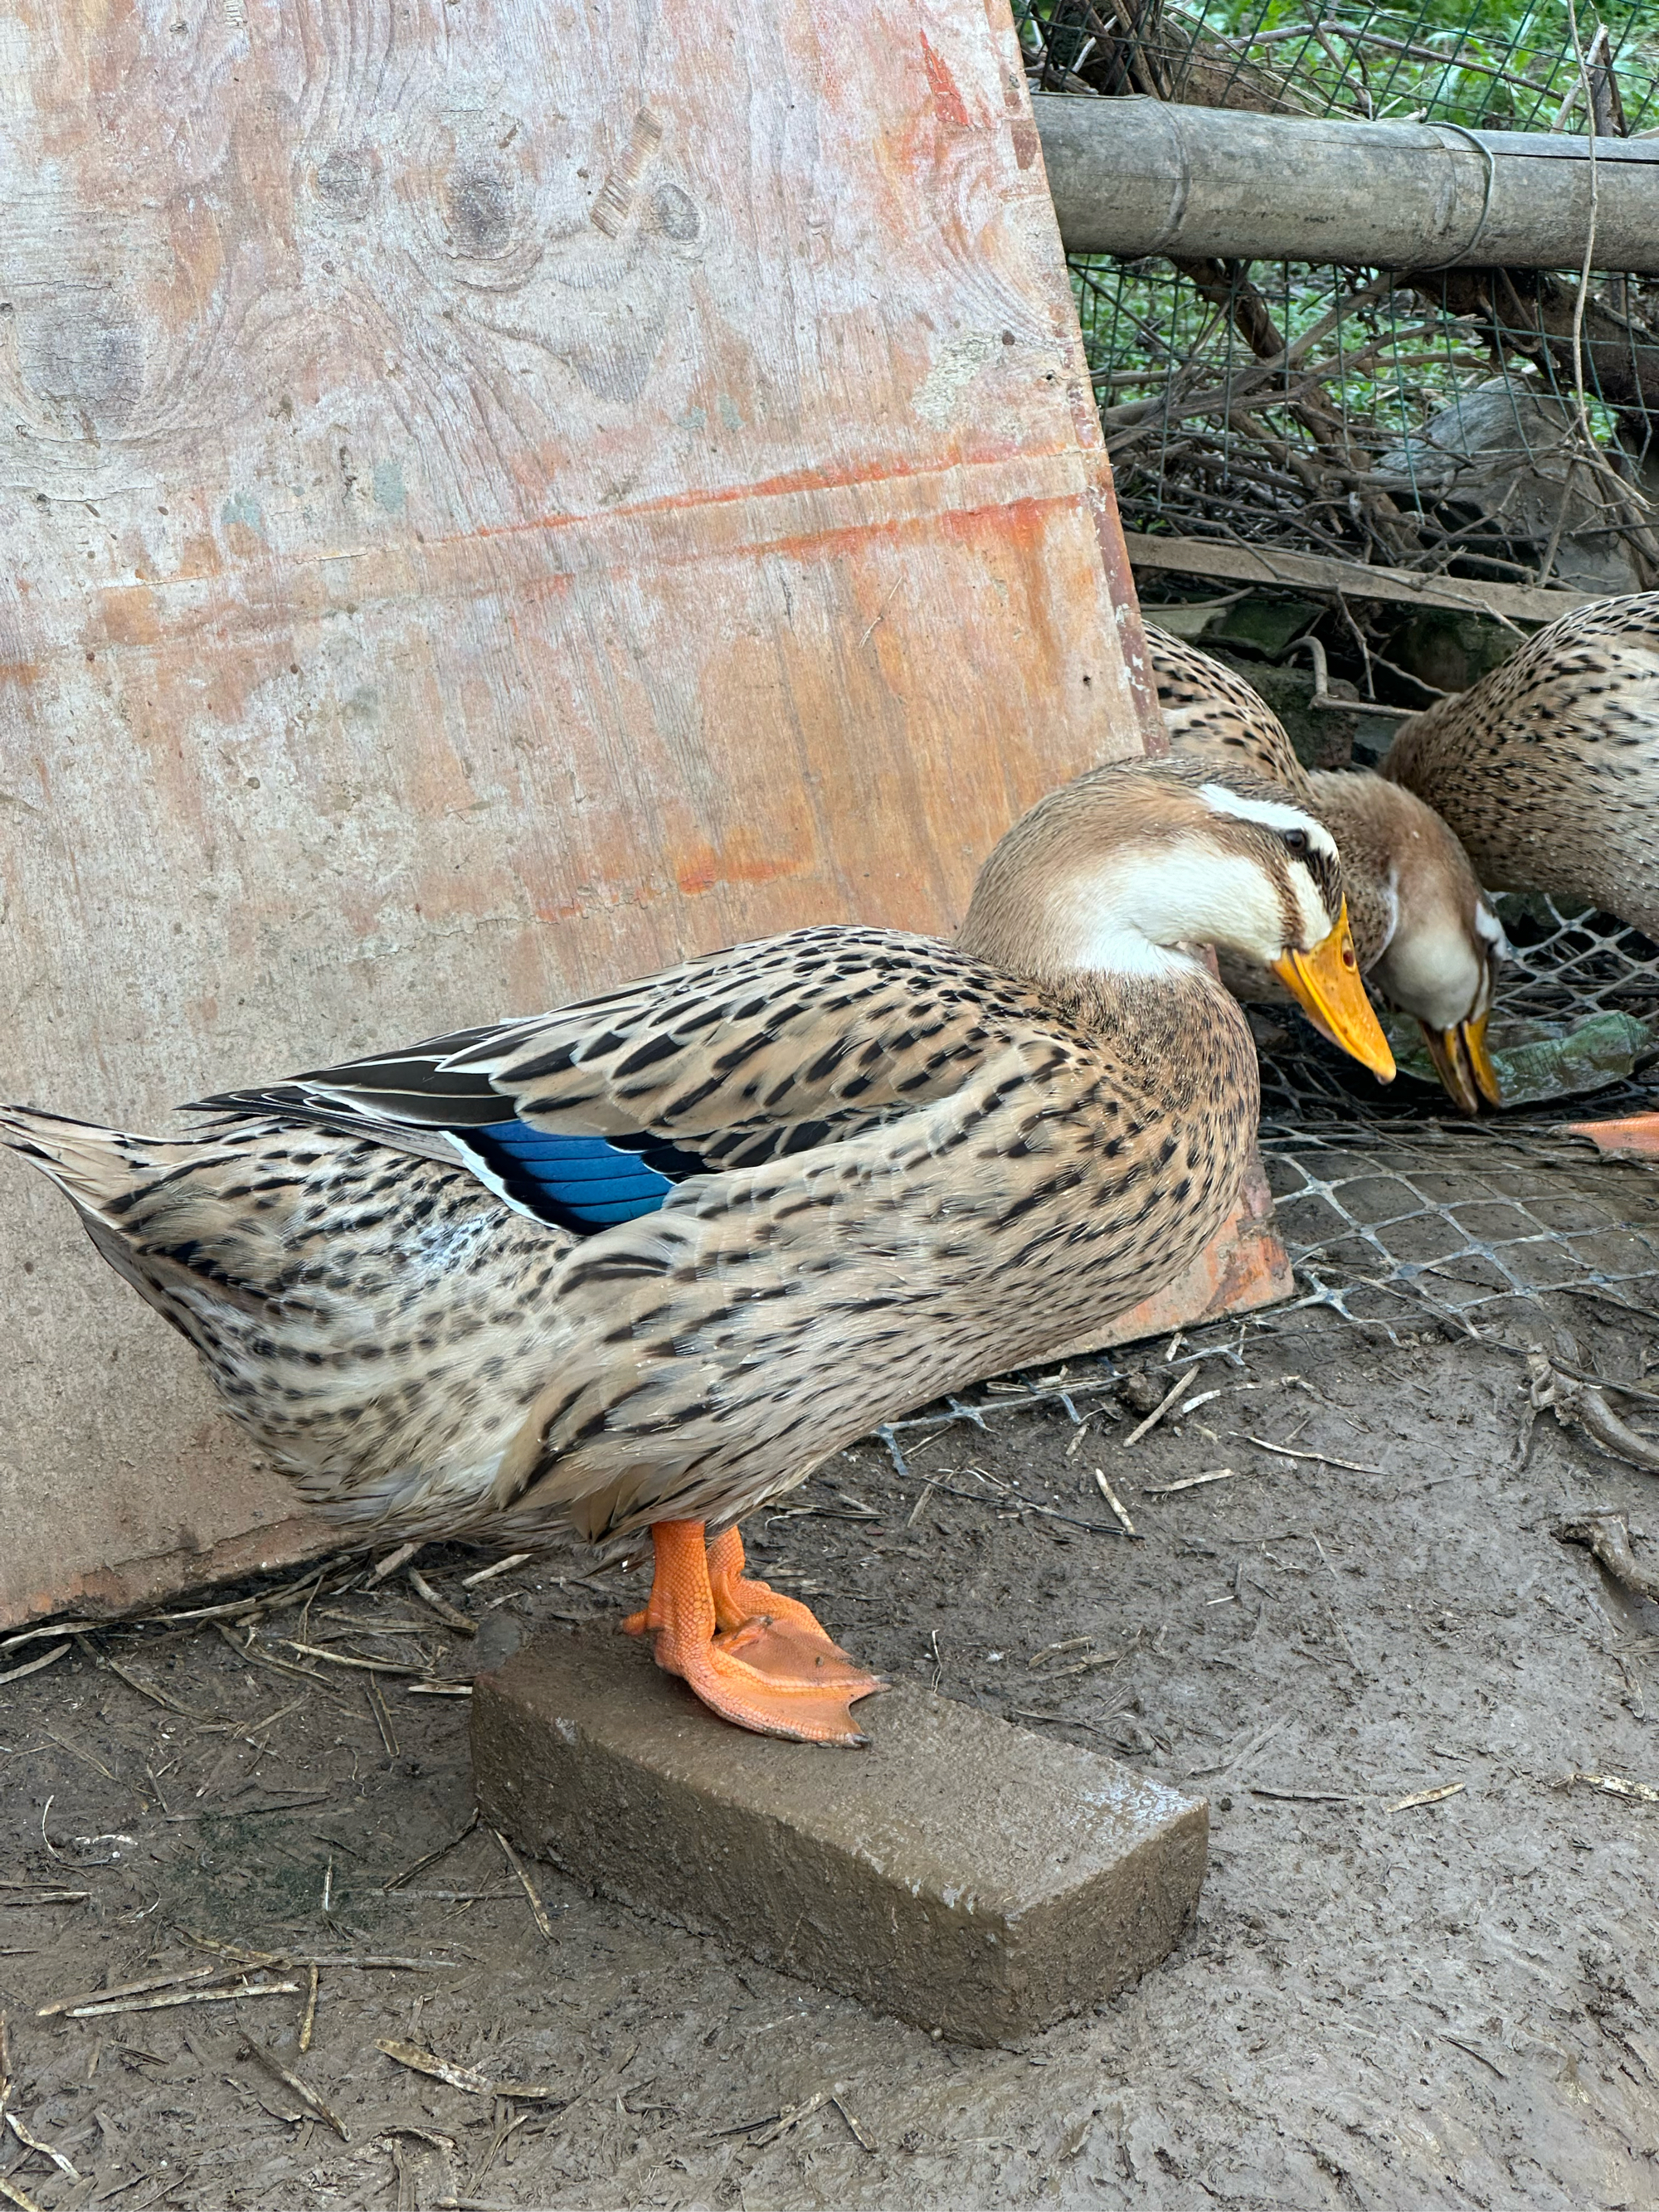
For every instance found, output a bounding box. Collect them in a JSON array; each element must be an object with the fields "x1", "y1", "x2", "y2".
[
  {"x1": 1473, "y1": 900, "x2": 1510, "y2": 956},
  {"x1": 1056, "y1": 842, "x2": 1299, "y2": 977}
]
